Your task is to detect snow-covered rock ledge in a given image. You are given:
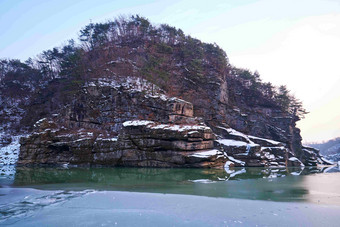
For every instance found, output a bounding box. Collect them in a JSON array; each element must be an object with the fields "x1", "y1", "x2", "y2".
[
  {"x1": 214, "y1": 126, "x2": 306, "y2": 168},
  {"x1": 17, "y1": 118, "x2": 320, "y2": 169}
]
